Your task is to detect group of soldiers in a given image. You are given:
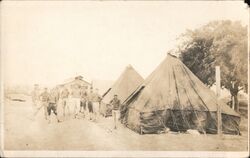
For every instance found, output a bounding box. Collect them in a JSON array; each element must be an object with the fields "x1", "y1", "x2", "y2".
[{"x1": 31, "y1": 84, "x2": 122, "y2": 129}]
